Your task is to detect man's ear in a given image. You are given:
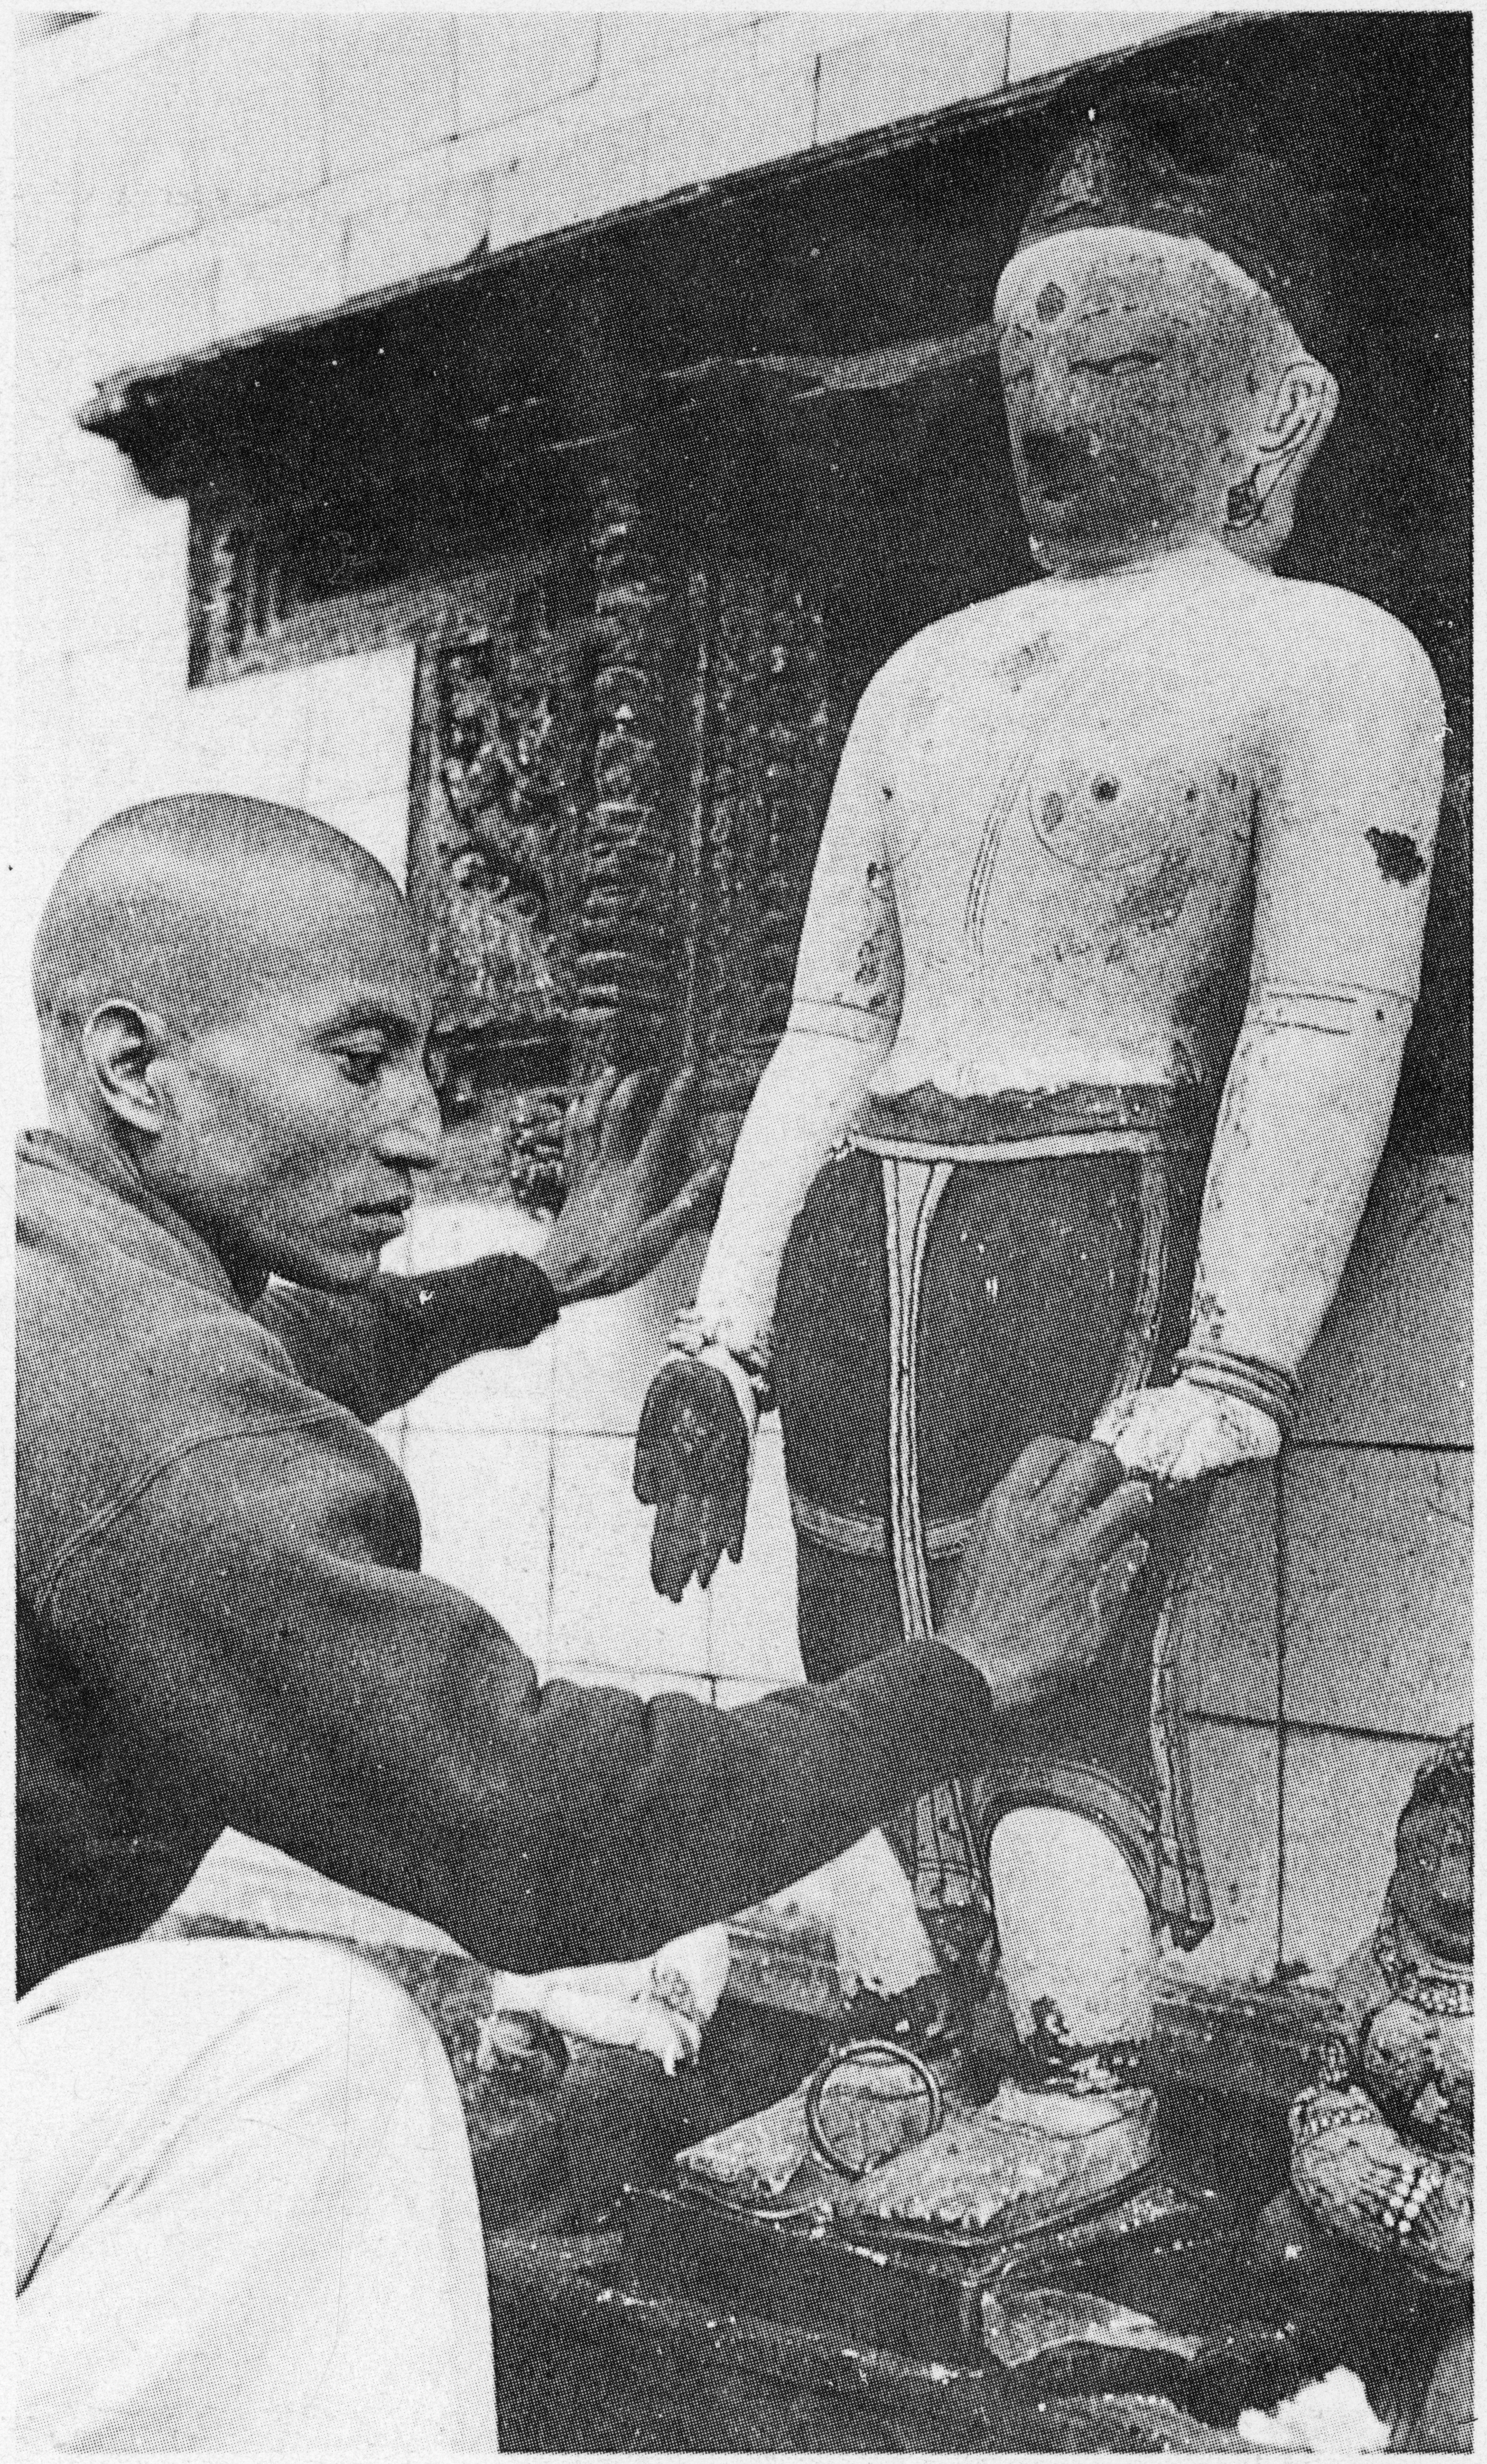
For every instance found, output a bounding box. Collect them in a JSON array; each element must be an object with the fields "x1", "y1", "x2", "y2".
[{"x1": 82, "y1": 1001, "x2": 171, "y2": 1134}]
